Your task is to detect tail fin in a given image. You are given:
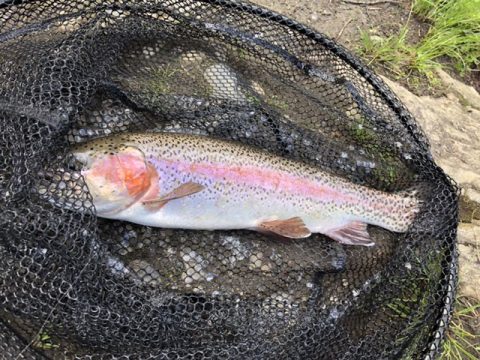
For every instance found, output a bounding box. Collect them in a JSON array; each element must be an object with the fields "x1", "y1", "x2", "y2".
[
  {"x1": 324, "y1": 184, "x2": 425, "y2": 247},
  {"x1": 387, "y1": 185, "x2": 425, "y2": 233}
]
